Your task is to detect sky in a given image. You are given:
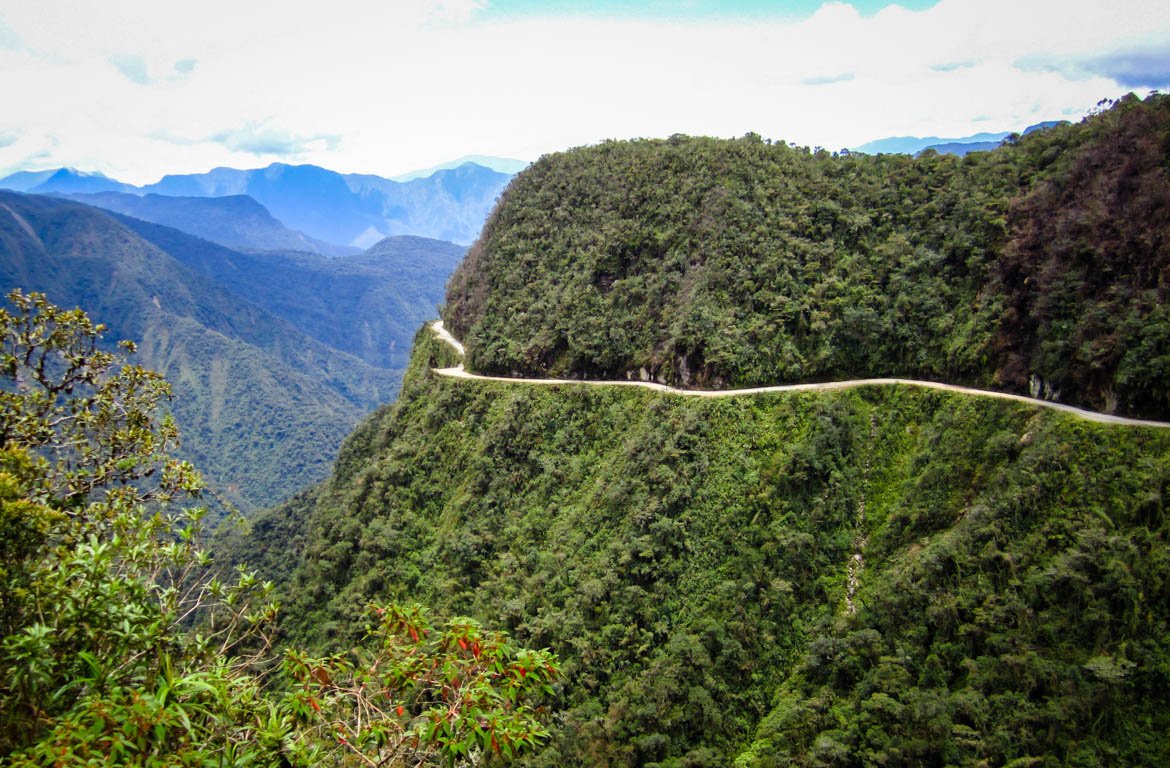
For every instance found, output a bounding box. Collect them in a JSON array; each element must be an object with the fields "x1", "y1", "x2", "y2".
[{"x1": 0, "y1": 0, "x2": 1167, "y2": 184}]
